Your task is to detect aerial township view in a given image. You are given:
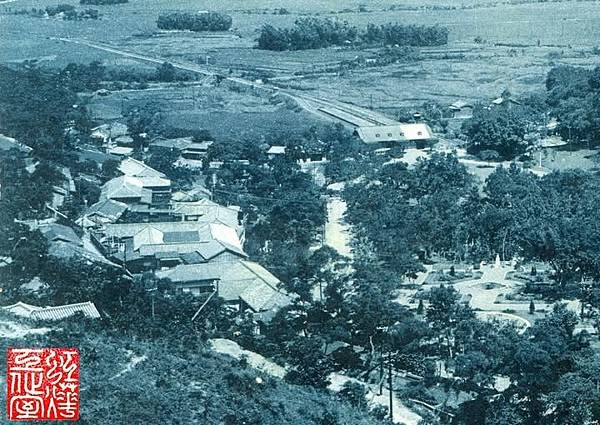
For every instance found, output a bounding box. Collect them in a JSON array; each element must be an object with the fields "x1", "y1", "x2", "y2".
[{"x1": 0, "y1": 0, "x2": 599, "y2": 423}]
